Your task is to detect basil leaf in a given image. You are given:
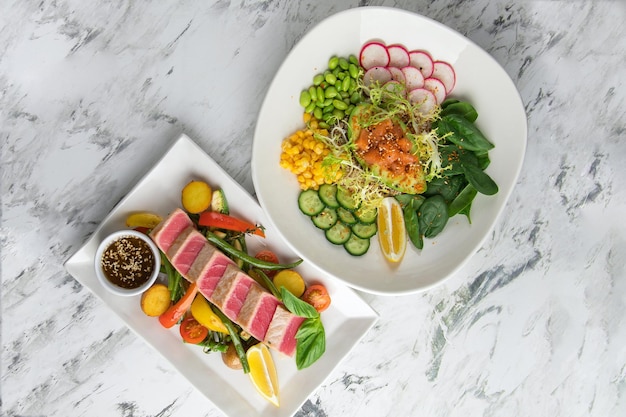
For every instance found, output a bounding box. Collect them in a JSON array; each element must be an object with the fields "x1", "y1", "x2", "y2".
[
  {"x1": 296, "y1": 318, "x2": 326, "y2": 370},
  {"x1": 281, "y1": 287, "x2": 319, "y2": 319},
  {"x1": 438, "y1": 114, "x2": 494, "y2": 152},
  {"x1": 418, "y1": 195, "x2": 449, "y2": 238},
  {"x1": 448, "y1": 184, "x2": 478, "y2": 218},
  {"x1": 462, "y1": 163, "x2": 499, "y2": 196}
]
